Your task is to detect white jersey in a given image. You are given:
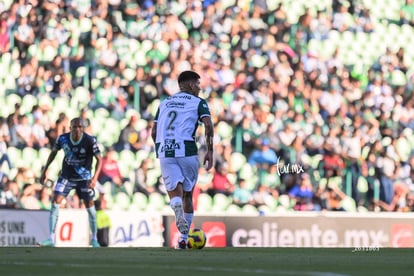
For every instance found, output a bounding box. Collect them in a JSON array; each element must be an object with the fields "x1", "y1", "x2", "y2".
[{"x1": 154, "y1": 92, "x2": 211, "y2": 158}]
